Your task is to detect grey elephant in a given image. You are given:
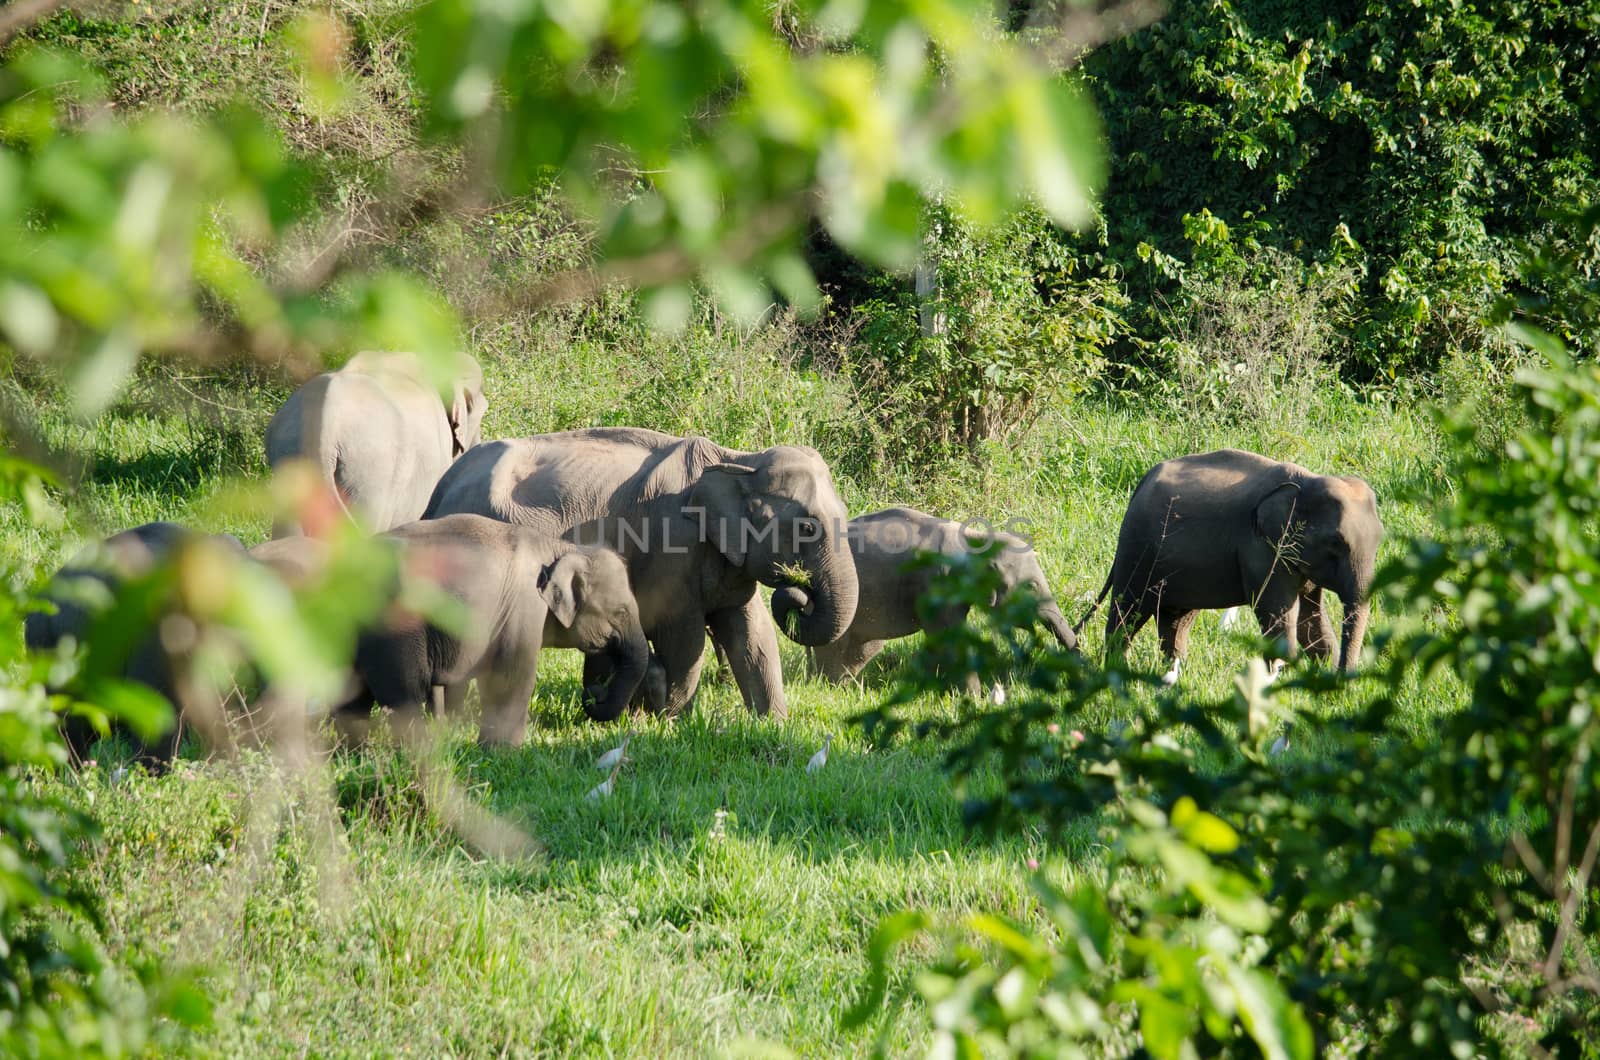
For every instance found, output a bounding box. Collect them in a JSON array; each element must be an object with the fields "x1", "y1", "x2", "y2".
[
  {"x1": 25, "y1": 521, "x2": 246, "y2": 767},
  {"x1": 771, "y1": 507, "x2": 1078, "y2": 683},
  {"x1": 423, "y1": 428, "x2": 860, "y2": 718},
  {"x1": 1083, "y1": 448, "x2": 1382, "y2": 683},
  {"x1": 265, "y1": 350, "x2": 488, "y2": 536},
  {"x1": 326, "y1": 514, "x2": 651, "y2": 745}
]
